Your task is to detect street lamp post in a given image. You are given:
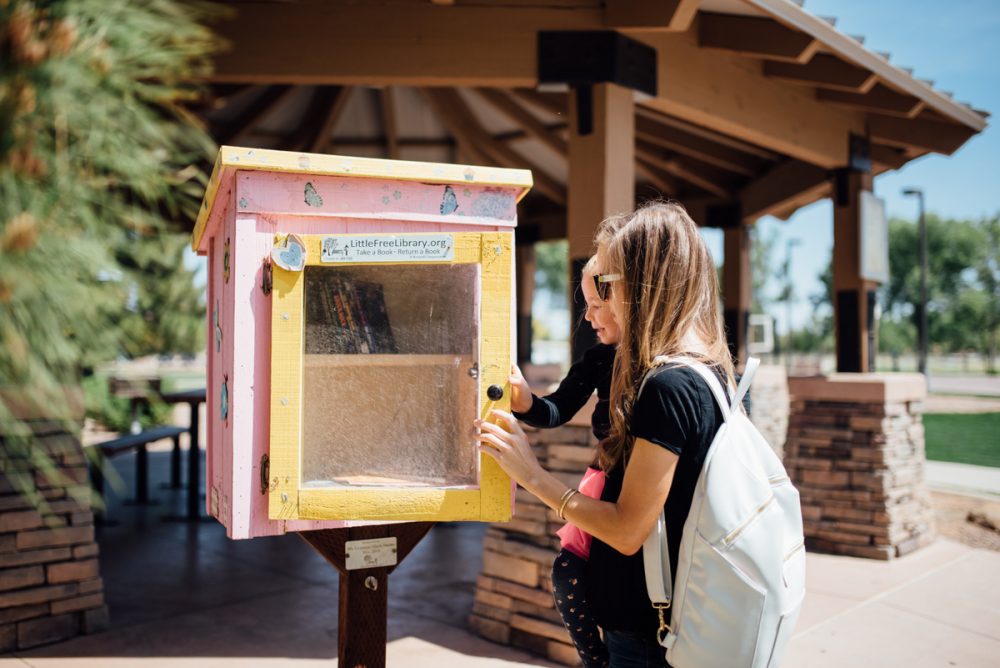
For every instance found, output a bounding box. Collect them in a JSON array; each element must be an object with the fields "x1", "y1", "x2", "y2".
[{"x1": 902, "y1": 188, "x2": 928, "y2": 376}]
